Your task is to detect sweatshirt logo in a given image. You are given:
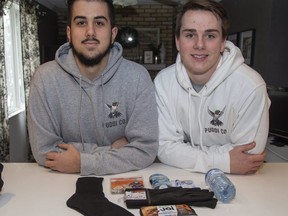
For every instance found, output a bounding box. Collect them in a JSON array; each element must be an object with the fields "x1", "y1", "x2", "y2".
[
  {"x1": 105, "y1": 102, "x2": 122, "y2": 119},
  {"x1": 208, "y1": 106, "x2": 226, "y2": 126}
]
